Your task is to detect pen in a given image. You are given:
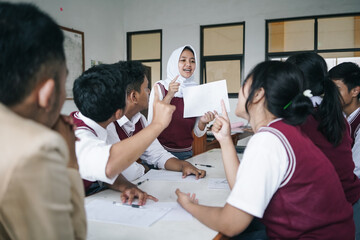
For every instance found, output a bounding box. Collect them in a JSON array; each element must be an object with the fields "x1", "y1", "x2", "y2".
[
  {"x1": 136, "y1": 178, "x2": 149, "y2": 186},
  {"x1": 113, "y1": 201, "x2": 143, "y2": 208},
  {"x1": 195, "y1": 163, "x2": 213, "y2": 168}
]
